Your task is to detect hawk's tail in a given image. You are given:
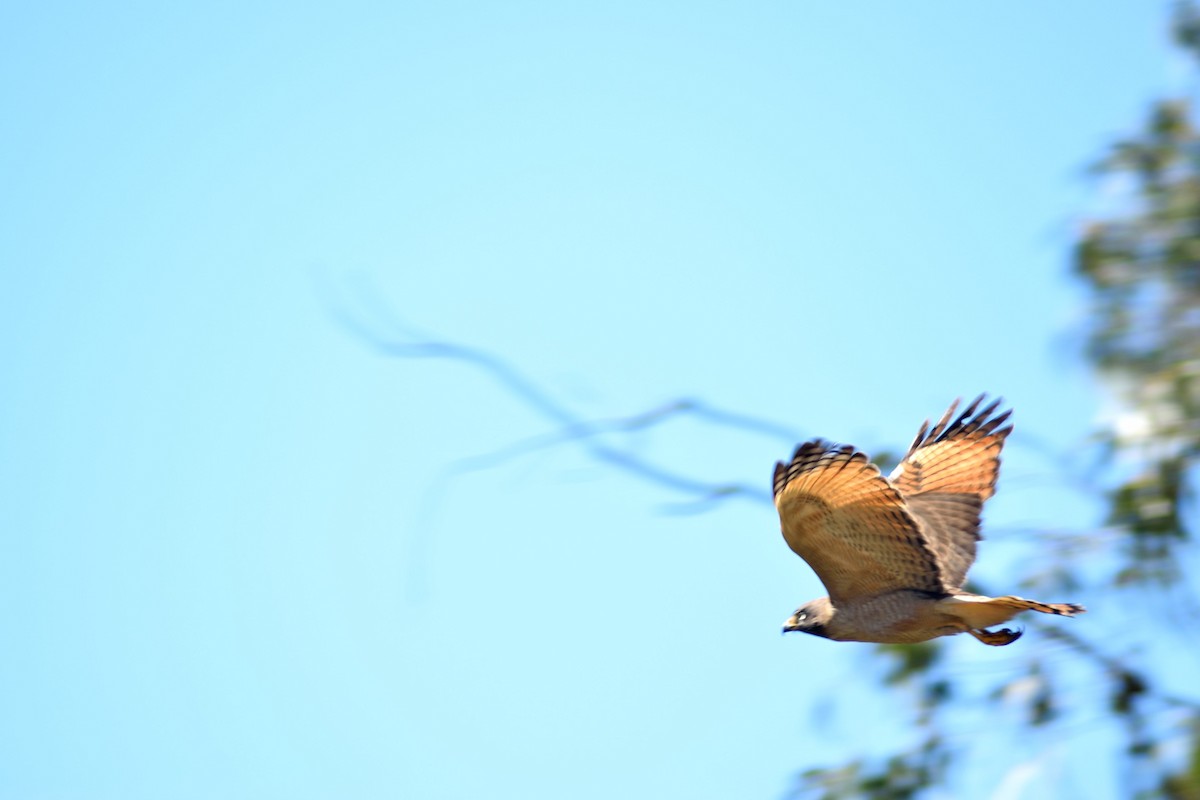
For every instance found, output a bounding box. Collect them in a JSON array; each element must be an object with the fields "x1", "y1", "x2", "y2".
[
  {"x1": 991, "y1": 596, "x2": 1086, "y2": 617},
  {"x1": 947, "y1": 593, "x2": 1086, "y2": 630}
]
